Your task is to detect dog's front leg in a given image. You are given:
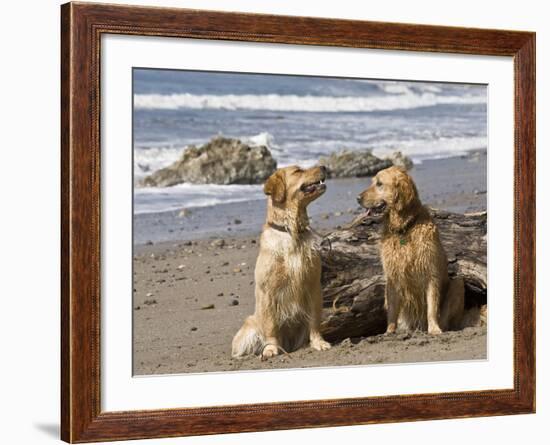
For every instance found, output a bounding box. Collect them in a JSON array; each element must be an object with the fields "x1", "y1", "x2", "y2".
[
  {"x1": 262, "y1": 340, "x2": 280, "y2": 359},
  {"x1": 427, "y1": 280, "x2": 443, "y2": 334},
  {"x1": 310, "y1": 330, "x2": 331, "y2": 351},
  {"x1": 309, "y1": 282, "x2": 331, "y2": 351},
  {"x1": 385, "y1": 279, "x2": 400, "y2": 334},
  {"x1": 260, "y1": 316, "x2": 281, "y2": 360}
]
